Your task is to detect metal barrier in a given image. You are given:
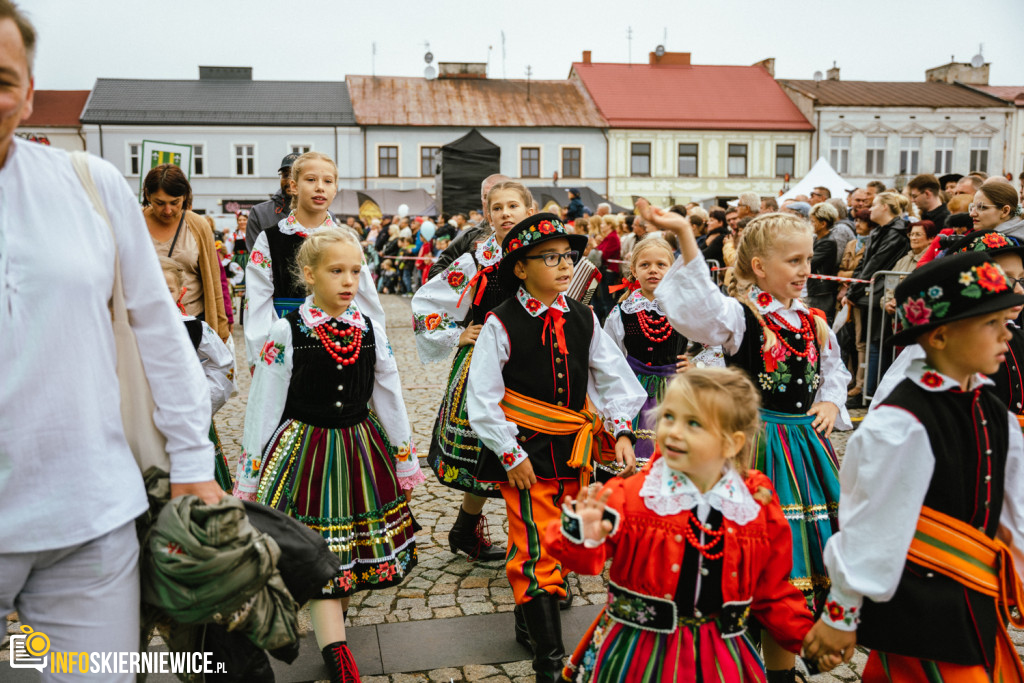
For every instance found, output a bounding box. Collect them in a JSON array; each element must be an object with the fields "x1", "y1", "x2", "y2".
[
  {"x1": 859, "y1": 269, "x2": 912, "y2": 406},
  {"x1": 705, "y1": 259, "x2": 724, "y2": 288}
]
